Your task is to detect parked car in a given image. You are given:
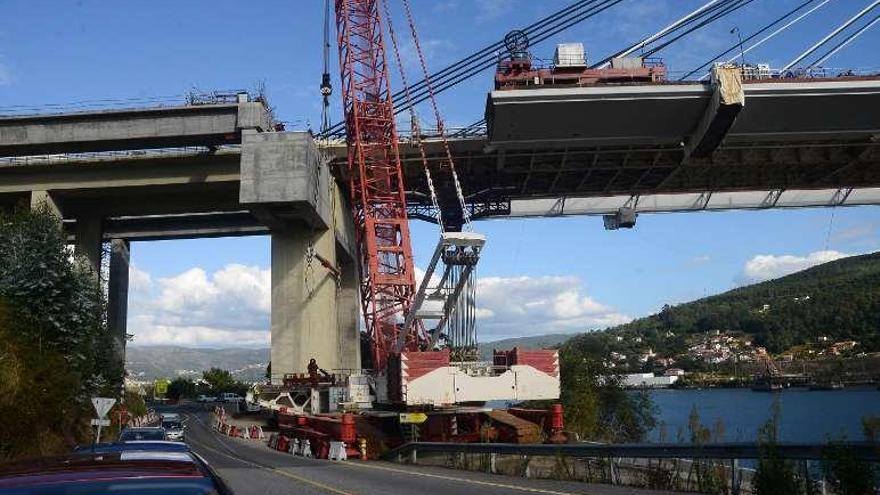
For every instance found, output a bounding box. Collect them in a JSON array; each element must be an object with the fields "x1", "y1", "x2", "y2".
[
  {"x1": 160, "y1": 412, "x2": 181, "y2": 422},
  {"x1": 162, "y1": 420, "x2": 186, "y2": 442},
  {"x1": 196, "y1": 394, "x2": 217, "y2": 403},
  {"x1": 219, "y1": 393, "x2": 243, "y2": 403},
  {"x1": 118, "y1": 427, "x2": 167, "y2": 442},
  {"x1": 74, "y1": 441, "x2": 189, "y2": 454},
  {"x1": 0, "y1": 448, "x2": 233, "y2": 494}
]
